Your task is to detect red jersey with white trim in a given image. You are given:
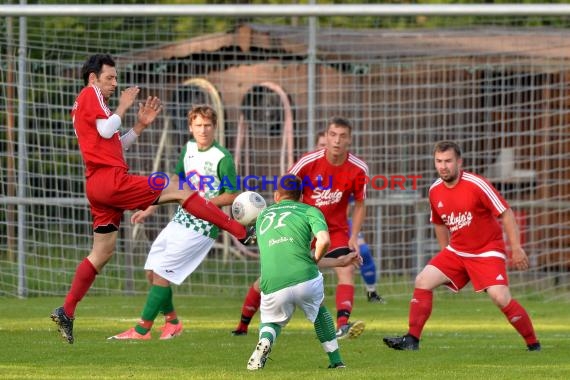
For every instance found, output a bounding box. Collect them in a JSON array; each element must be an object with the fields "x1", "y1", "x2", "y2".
[
  {"x1": 288, "y1": 148, "x2": 368, "y2": 237},
  {"x1": 429, "y1": 171, "x2": 508, "y2": 254},
  {"x1": 72, "y1": 85, "x2": 127, "y2": 178}
]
